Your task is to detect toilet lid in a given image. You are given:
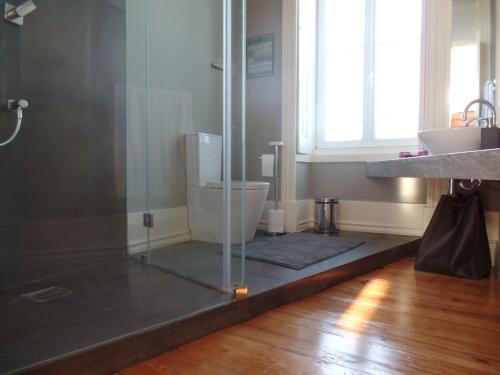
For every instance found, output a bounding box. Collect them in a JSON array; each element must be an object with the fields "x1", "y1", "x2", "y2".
[{"x1": 205, "y1": 181, "x2": 270, "y2": 190}]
